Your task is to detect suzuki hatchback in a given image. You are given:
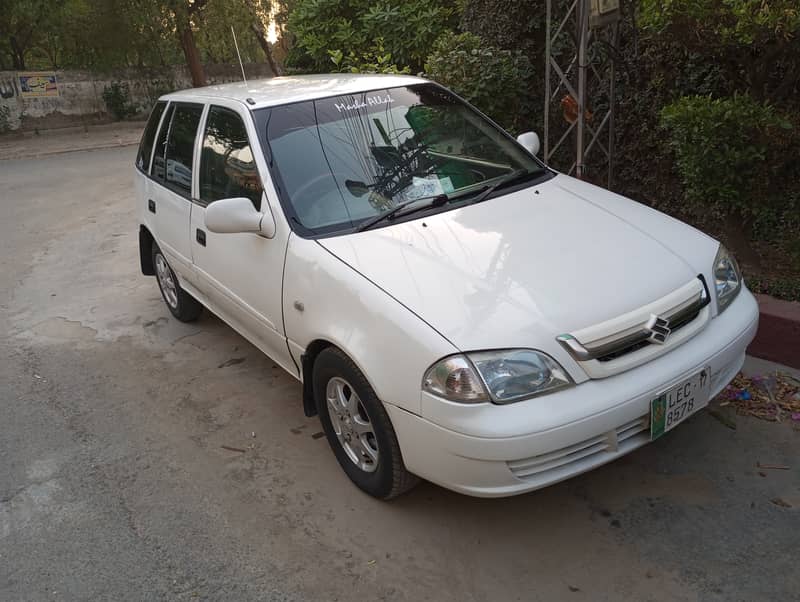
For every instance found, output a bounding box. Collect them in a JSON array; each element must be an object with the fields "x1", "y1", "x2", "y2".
[{"x1": 134, "y1": 74, "x2": 759, "y2": 499}]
